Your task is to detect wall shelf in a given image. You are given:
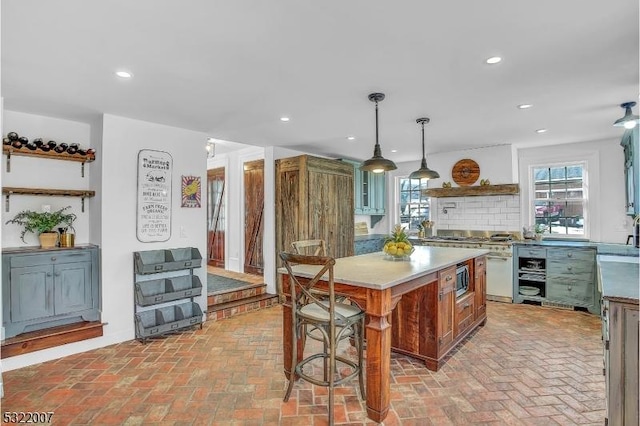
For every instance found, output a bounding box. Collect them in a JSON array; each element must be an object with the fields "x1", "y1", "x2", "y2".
[
  {"x1": 2, "y1": 187, "x2": 96, "y2": 212},
  {"x1": 423, "y1": 184, "x2": 519, "y2": 198},
  {"x1": 3, "y1": 145, "x2": 95, "y2": 176}
]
